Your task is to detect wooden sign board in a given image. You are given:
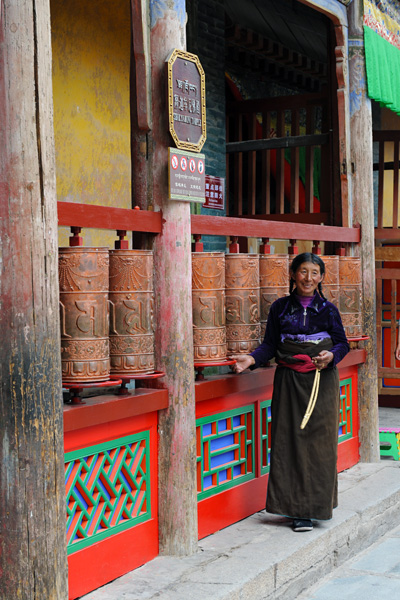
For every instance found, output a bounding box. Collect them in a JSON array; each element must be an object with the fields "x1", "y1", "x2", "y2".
[
  {"x1": 168, "y1": 148, "x2": 205, "y2": 203},
  {"x1": 167, "y1": 49, "x2": 206, "y2": 152},
  {"x1": 203, "y1": 175, "x2": 225, "y2": 210}
]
